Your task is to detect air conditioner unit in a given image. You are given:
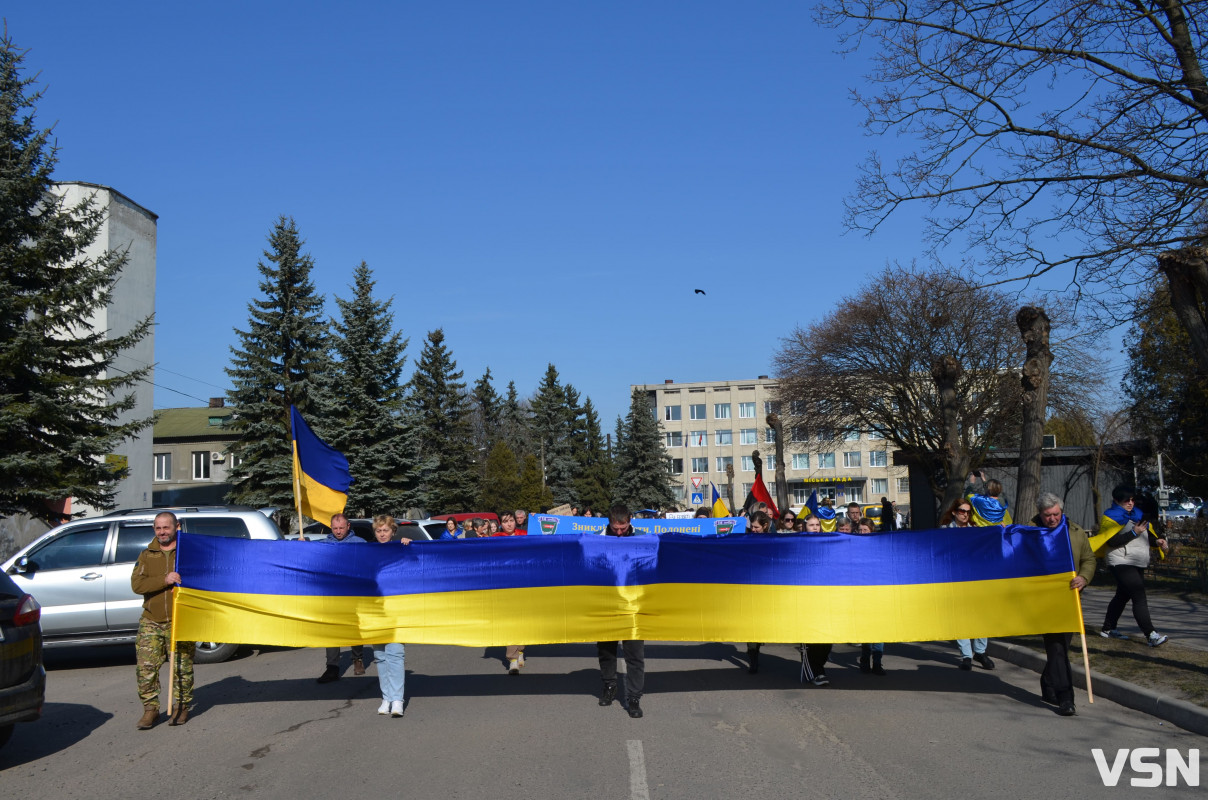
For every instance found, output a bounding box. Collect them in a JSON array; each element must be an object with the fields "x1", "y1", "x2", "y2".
[
  {"x1": 1042, "y1": 434, "x2": 1057, "y2": 449},
  {"x1": 211, "y1": 452, "x2": 226, "y2": 463}
]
